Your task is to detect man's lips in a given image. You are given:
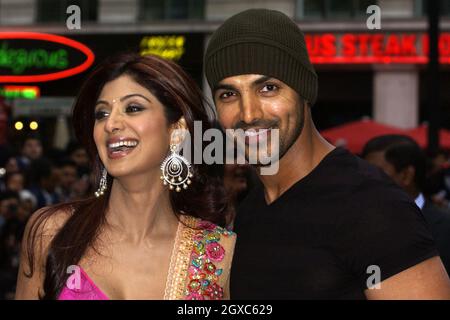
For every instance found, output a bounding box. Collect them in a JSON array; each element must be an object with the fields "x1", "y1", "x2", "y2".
[
  {"x1": 243, "y1": 128, "x2": 271, "y2": 137},
  {"x1": 241, "y1": 128, "x2": 274, "y2": 145}
]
